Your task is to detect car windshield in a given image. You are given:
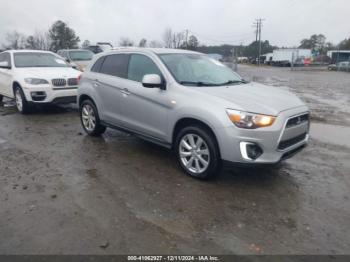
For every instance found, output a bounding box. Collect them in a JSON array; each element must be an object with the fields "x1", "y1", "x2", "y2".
[
  {"x1": 69, "y1": 50, "x2": 94, "y2": 61},
  {"x1": 159, "y1": 53, "x2": 242, "y2": 86},
  {"x1": 14, "y1": 53, "x2": 68, "y2": 68}
]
